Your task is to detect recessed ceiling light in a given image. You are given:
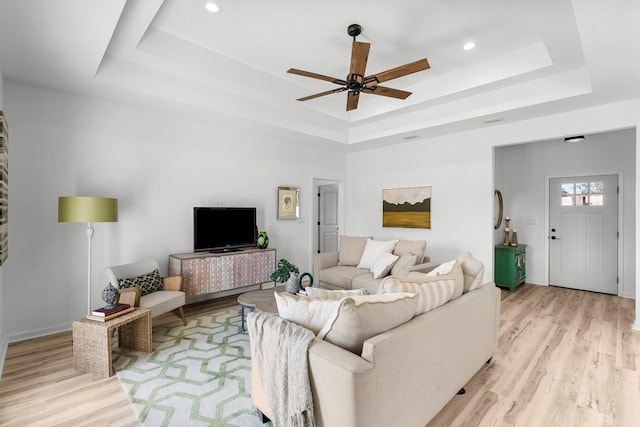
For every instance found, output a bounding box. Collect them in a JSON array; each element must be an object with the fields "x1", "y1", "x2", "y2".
[
  {"x1": 205, "y1": 1, "x2": 221, "y2": 13},
  {"x1": 463, "y1": 41, "x2": 475, "y2": 50}
]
